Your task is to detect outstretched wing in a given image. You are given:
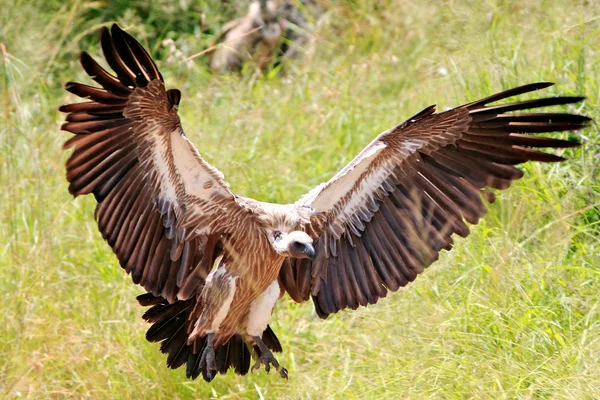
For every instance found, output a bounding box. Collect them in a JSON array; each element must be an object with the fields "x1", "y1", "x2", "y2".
[
  {"x1": 279, "y1": 82, "x2": 590, "y2": 318},
  {"x1": 61, "y1": 24, "x2": 242, "y2": 303}
]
